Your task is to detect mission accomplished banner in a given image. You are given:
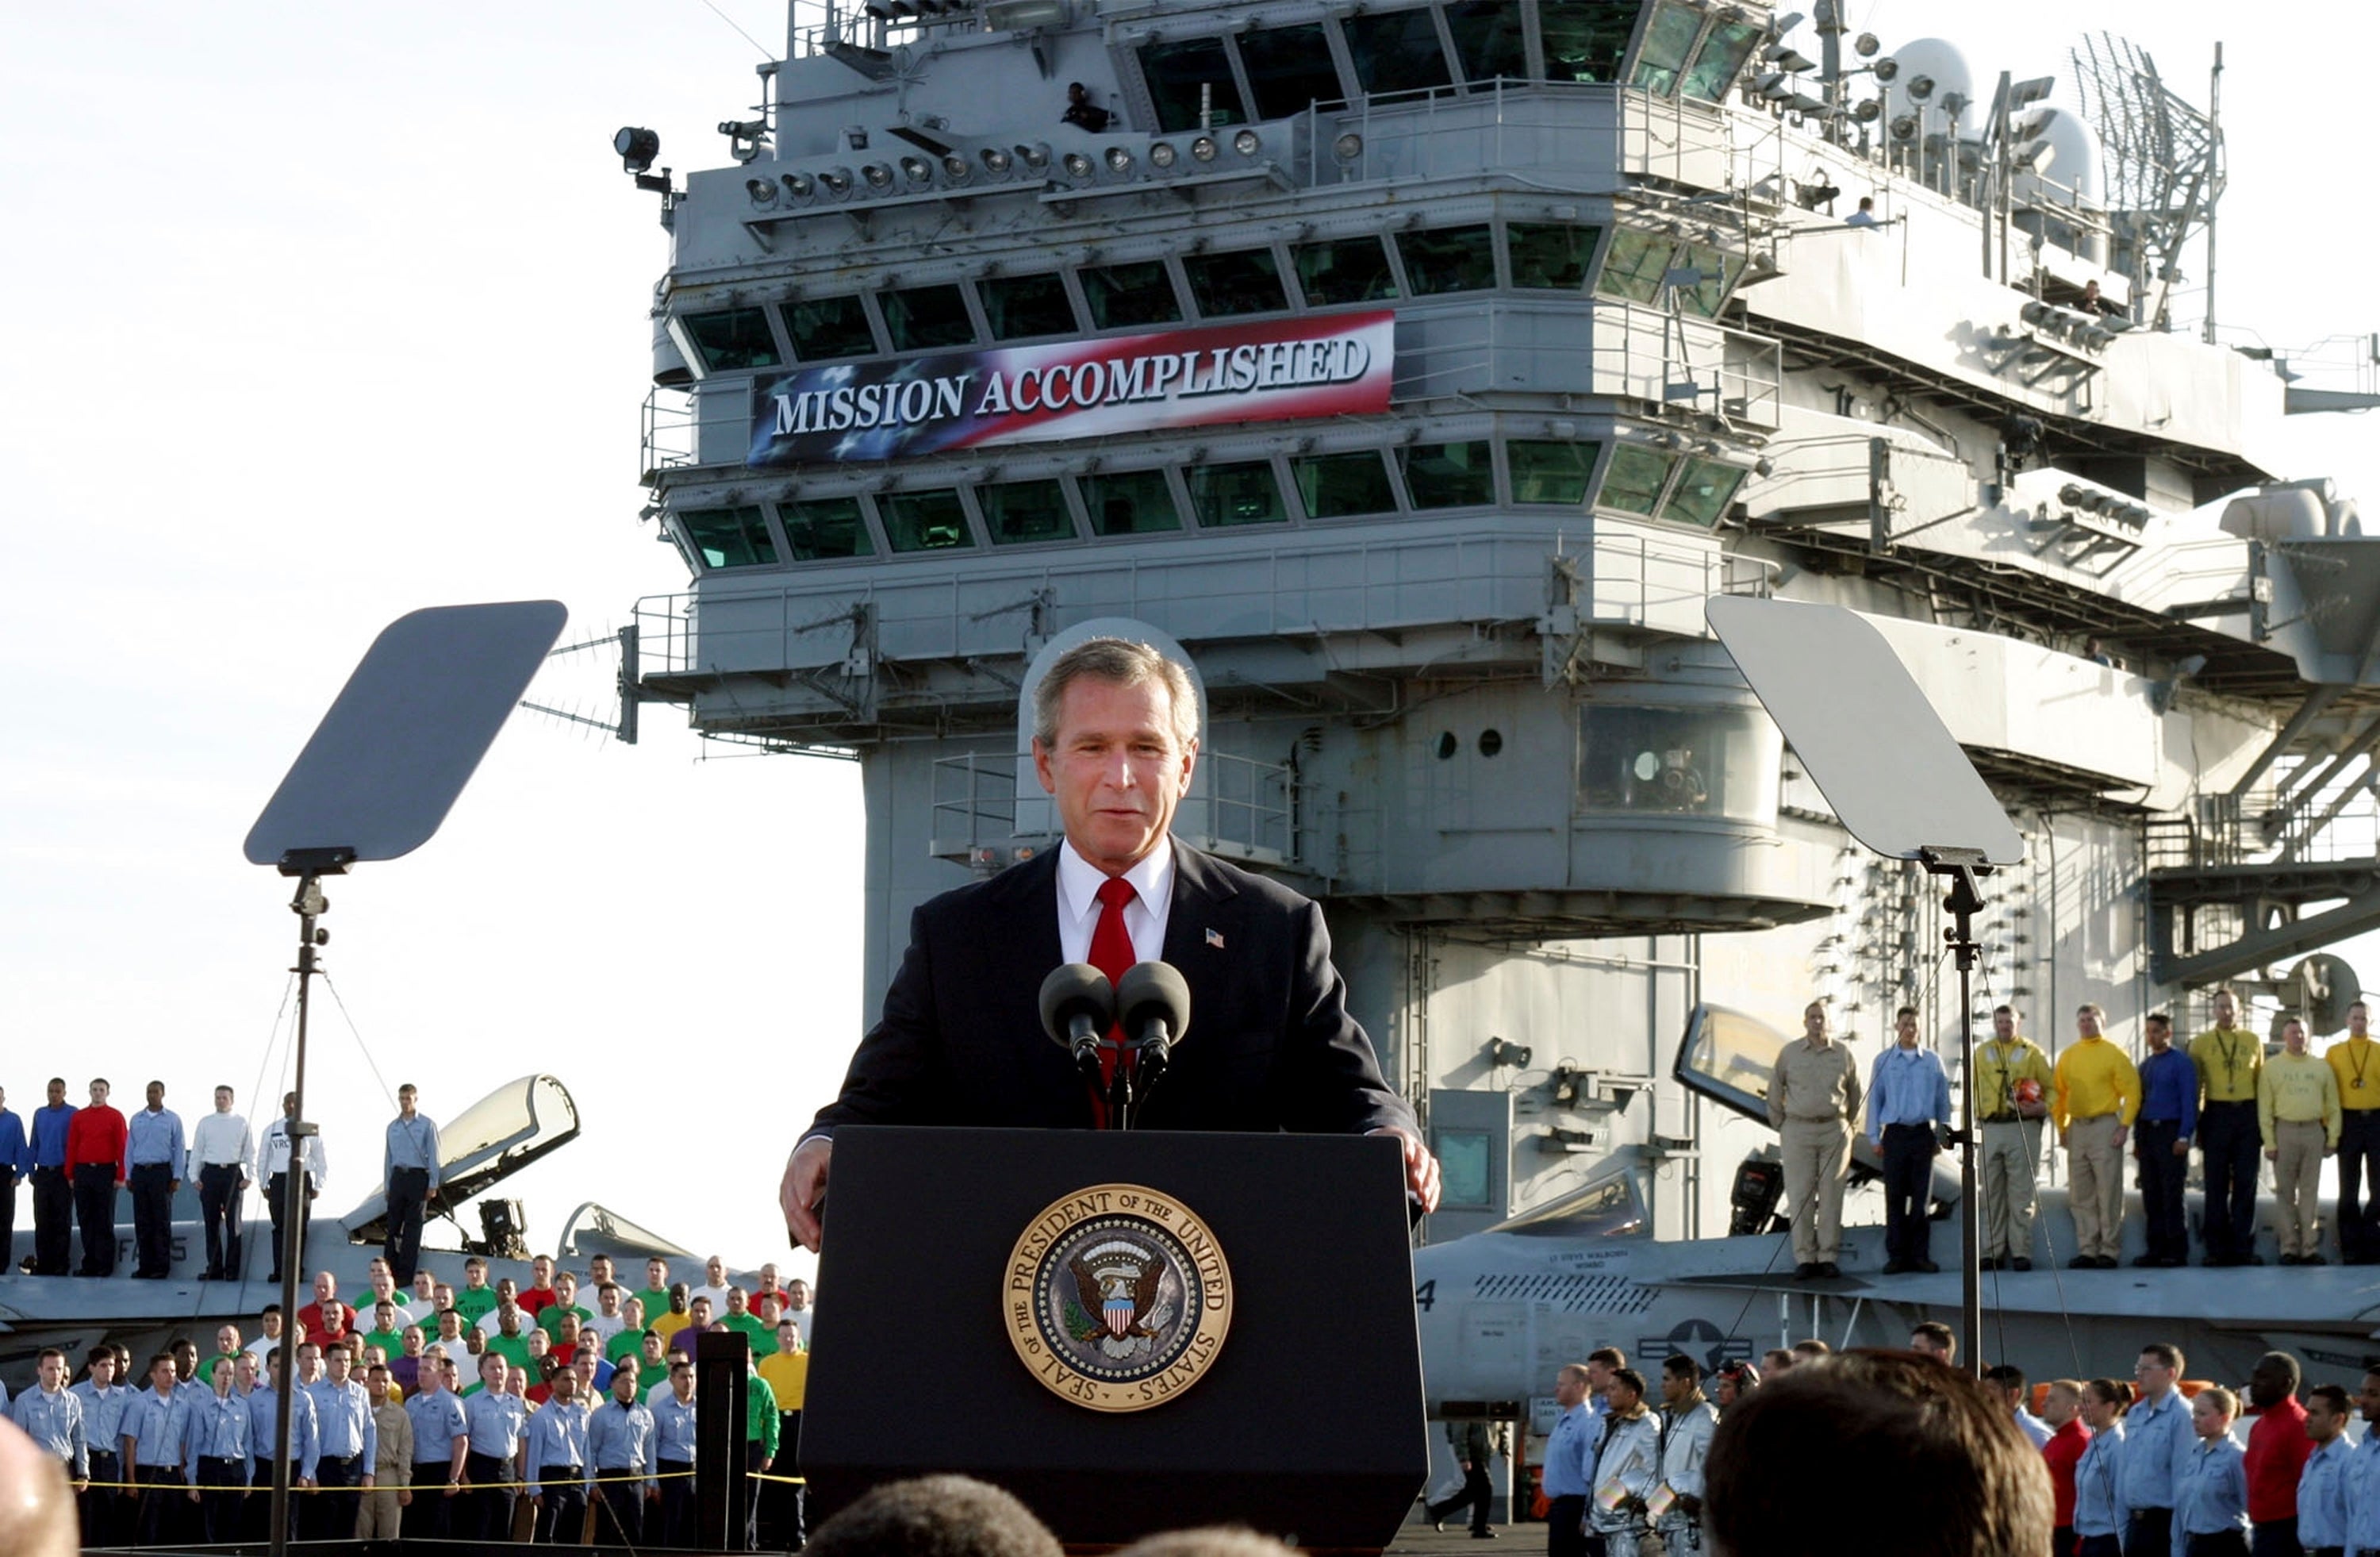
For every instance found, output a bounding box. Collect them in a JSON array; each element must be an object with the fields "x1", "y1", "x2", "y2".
[{"x1": 746, "y1": 310, "x2": 1394, "y2": 467}]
